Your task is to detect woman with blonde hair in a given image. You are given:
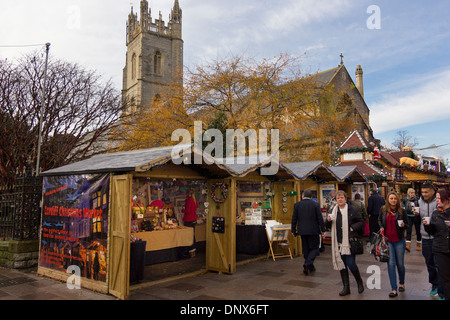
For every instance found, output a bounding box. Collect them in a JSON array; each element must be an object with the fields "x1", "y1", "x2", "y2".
[
  {"x1": 326, "y1": 190, "x2": 365, "y2": 296},
  {"x1": 378, "y1": 191, "x2": 409, "y2": 297},
  {"x1": 402, "y1": 188, "x2": 421, "y2": 251}
]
